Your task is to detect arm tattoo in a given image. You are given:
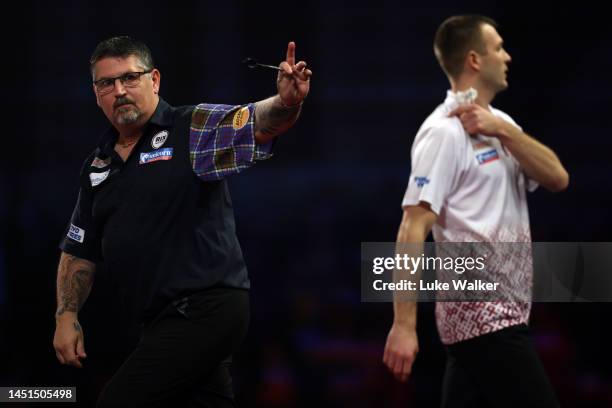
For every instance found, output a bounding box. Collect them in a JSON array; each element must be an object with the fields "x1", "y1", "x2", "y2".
[
  {"x1": 254, "y1": 95, "x2": 301, "y2": 140},
  {"x1": 55, "y1": 253, "x2": 95, "y2": 317}
]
